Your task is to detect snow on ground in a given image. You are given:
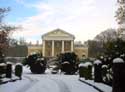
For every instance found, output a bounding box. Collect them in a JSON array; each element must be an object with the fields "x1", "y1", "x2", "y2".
[
  {"x1": 0, "y1": 77, "x2": 34, "y2": 92},
  {"x1": 21, "y1": 74, "x2": 99, "y2": 92},
  {"x1": 0, "y1": 66, "x2": 112, "y2": 92},
  {"x1": 80, "y1": 78, "x2": 112, "y2": 92}
]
